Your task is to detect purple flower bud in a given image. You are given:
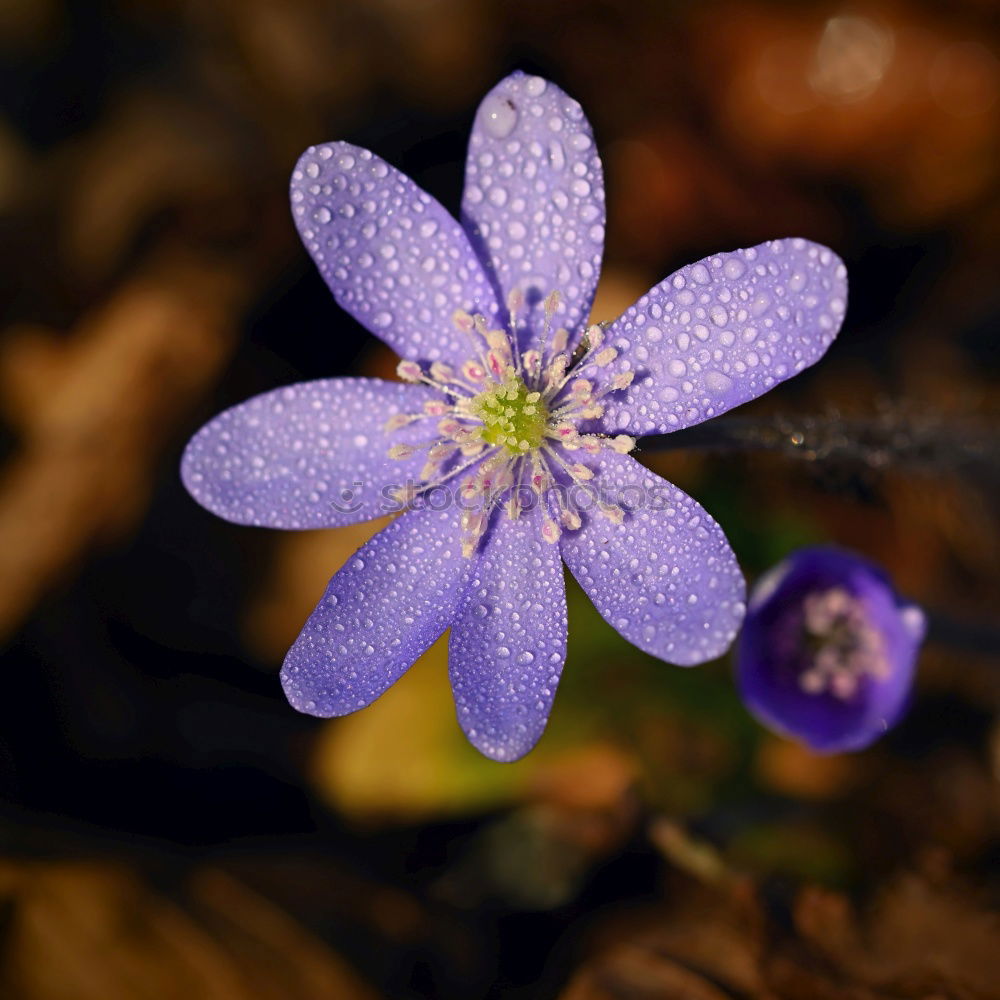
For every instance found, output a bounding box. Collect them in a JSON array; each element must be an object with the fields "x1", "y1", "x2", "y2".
[{"x1": 737, "y1": 547, "x2": 925, "y2": 752}]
